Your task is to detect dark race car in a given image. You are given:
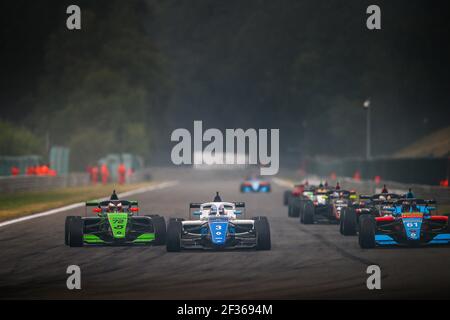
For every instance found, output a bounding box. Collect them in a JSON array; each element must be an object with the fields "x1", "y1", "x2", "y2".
[
  {"x1": 339, "y1": 192, "x2": 401, "y2": 236},
  {"x1": 358, "y1": 198, "x2": 450, "y2": 248},
  {"x1": 65, "y1": 191, "x2": 166, "y2": 247},
  {"x1": 299, "y1": 182, "x2": 339, "y2": 224}
]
